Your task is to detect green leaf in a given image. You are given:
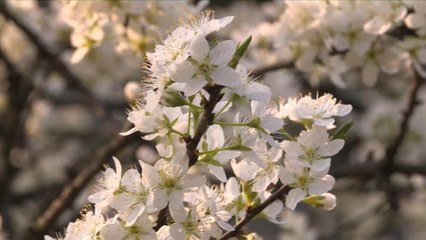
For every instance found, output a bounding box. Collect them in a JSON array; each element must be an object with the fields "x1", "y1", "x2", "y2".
[
  {"x1": 331, "y1": 121, "x2": 353, "y2": 140},
  {"x1": 228, "y1": 36, "x2": 252, "y2": 69}
]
